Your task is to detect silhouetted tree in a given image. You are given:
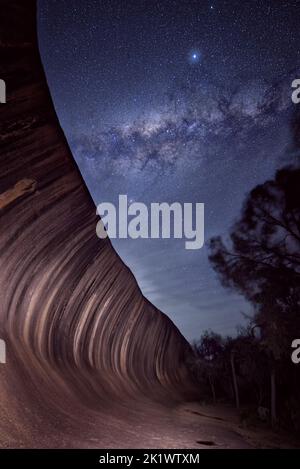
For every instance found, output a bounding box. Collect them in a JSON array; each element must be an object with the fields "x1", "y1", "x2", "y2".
[
  {"x1": 208, "y1": 162, "x2": 300, "y2": 426},
  {"x1": 193, "y1": 331, "x2": 225, "y2": 403},
  {"x1": 190, "y1": 110, "x2": 300, "y2": 431}
]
